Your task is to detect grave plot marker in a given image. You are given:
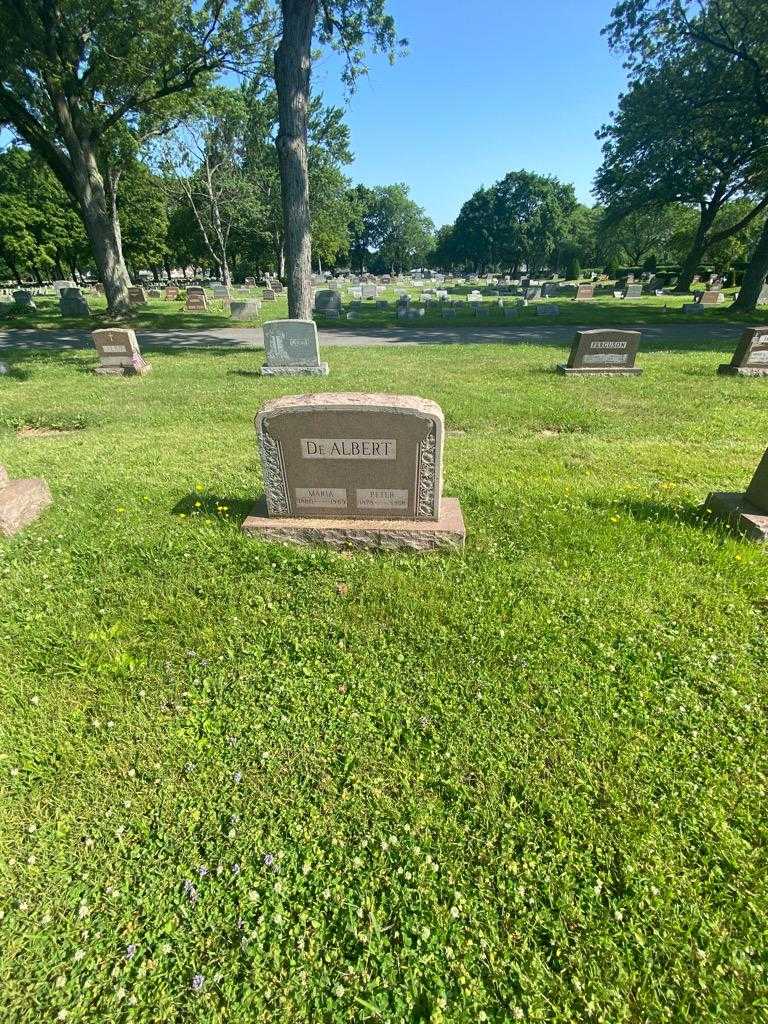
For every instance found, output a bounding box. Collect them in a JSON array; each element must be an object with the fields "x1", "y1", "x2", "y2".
[
  {"x1": 718, "y1": 326, "x2": 768, "y2": 377},
  {"x1": 261, "y1": 320, "x2": 329, "y2": 376},
  {"x1": 127, "y1": 286, "x2": 147, "y2": 305},
  {"x1": 557, "y1": 329, "x2": 642, "y2": 376},
  {"x1": 91, "y1": 328, "x2": 152, "y2": 376},
  {"x1": 0, "y1": 464, "x2": 53, "y2": 538},
  {"x1": 705, "y1": 449, "x2": 768, "y2": 541},
  {"x1": 186, "y1": 286, "x2": 208, "y2": 311},
  {"x1": 242, "y1": 393, "x2": 465, "y2": 551}
]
